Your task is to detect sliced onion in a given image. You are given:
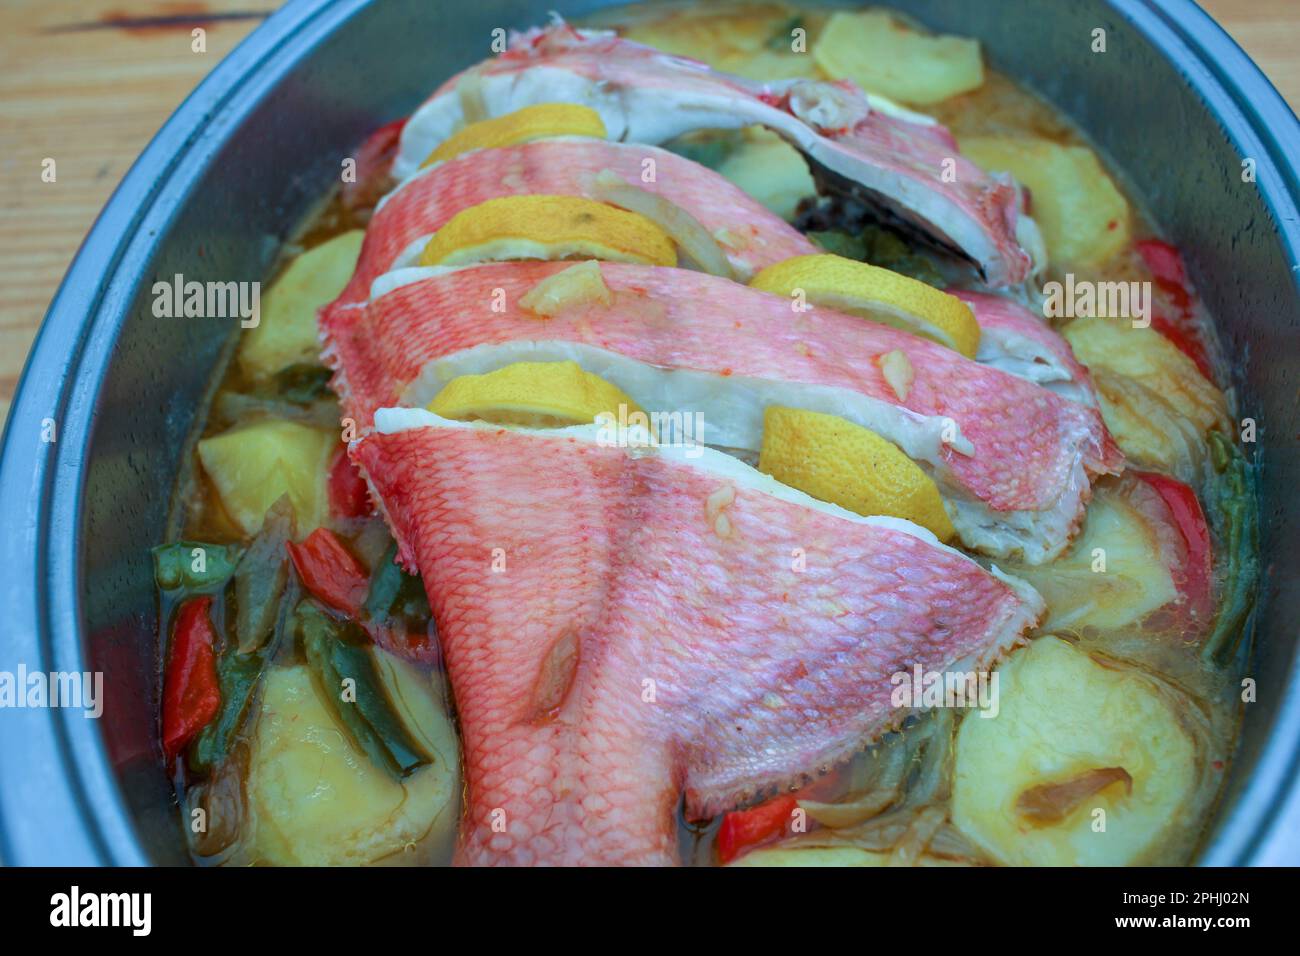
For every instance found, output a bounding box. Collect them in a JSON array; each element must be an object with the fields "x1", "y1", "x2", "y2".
[
  {"x1": 776, "y1": 807, "x2": 989, "y2": 866},
  {"x1": 782, "y1": 808, "x2": 914, "y2": 853},
  {"x1": 926, "y1": 822, "x2": 992, "y2": 864},
  {"x1": 213, "y1": 391, "x2": 339, "y2": 431},
  {"x1": 903, "y1": 708, "x2": 954, "y2": 809},
  {"x1": 234, "y1": 496, "x2": 293, "y2": 653},
  {"x1": 188, "y1": 742, "x2": 249, "y2": 859},
  {"x1": 887, "y1": 806, "x2": 947, "y2": 867},
  {"x1": 590, "y1": 169, "x2": 735, "y2": 280},
  {"x1": 800, "y1": 789, "x2": 898, "y2": 828}
]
